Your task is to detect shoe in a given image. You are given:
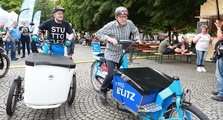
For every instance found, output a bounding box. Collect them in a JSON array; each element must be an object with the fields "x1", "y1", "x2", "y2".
[
  {"x1": 201, "y1": 67, "x2": 207, "y2": 72},
  {"x1": 196, "y1": 67, "x2": 202, "y2": 72},
  {"x1": 99, "y1": 90, "x2": 107, "y2": 100},
  {"x1": 212, "y1": 90, "x2": 219, "y2": 95},
  {"x1": 211, "y1": 95, "x2": 223, "y2": 101},
  {"x1": 21, "y1": 56, "x2": 25, "y2": 58},
  {"x1": 11, "y1": 58, "x2": 18, "y2": 61}
]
